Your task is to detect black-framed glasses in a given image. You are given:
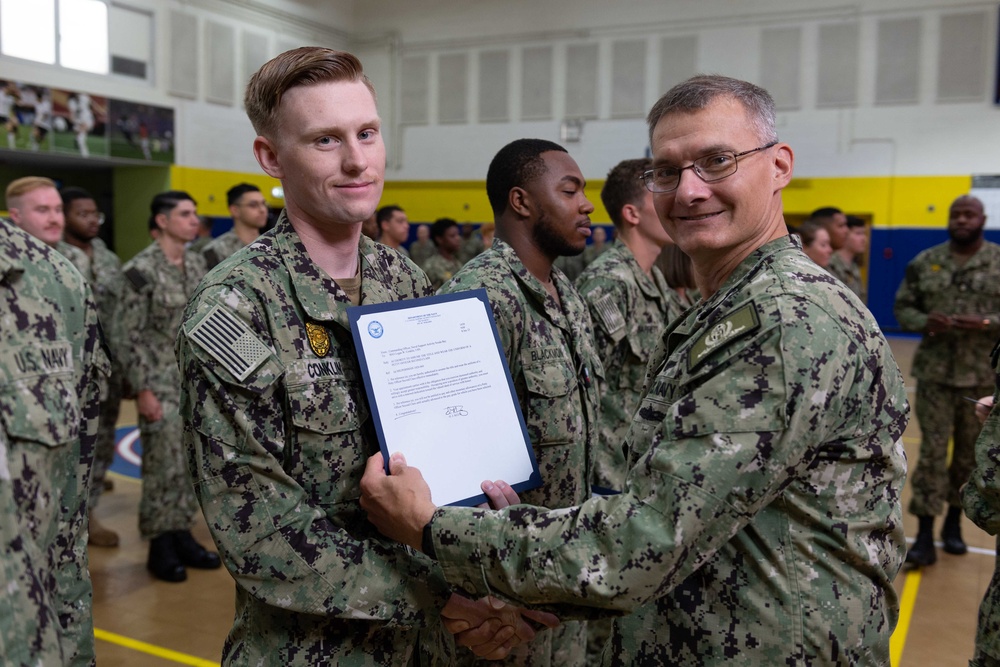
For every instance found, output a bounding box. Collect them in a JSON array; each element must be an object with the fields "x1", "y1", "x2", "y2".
[{"x1": 640, "y1": 142, "x2": 778, "y2": 193}]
